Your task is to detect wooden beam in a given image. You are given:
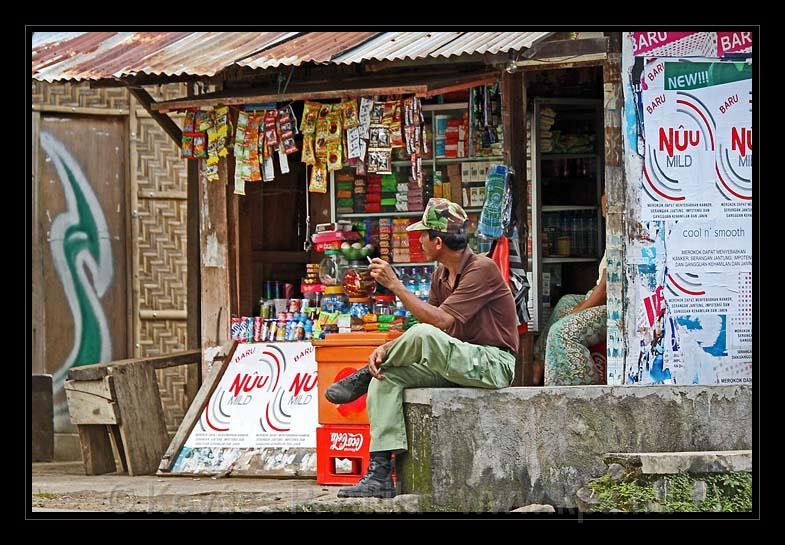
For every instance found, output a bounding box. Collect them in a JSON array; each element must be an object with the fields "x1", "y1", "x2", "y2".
[
  {"x1": 199, "y1": 153, "x2": 233, "y2": 378},
  {"x1": 67, "y1": 350, "x2": 202, "y2": 381},
  {"x1": 521, "y1": 37, "x2": 609, "y2": 60},
  {"x1": 158, "y1": 341, "x2": 238, "y2": 473},
  {"x1": 154, "y1": 84, "x2": 429, "y2": 111},
  {"x1": 186, "y1": 83, "x2": 202, "y2": 357},
  {"x1": 363, "y1": 52, "x2": 513, "y2": 73},
  {"x1": 138, "y1": 309, "x2": 188, "y2": 320},
  {"x1": 127, "y1": 87, "x2": 182, "y2": 145},
  {"x1": 517, "y1": 54, "x2": 608, "y2": 71},
  {"x1": 252, "y1": 250, "x2": 310, "y2": 263},
  {"x1": 423, "y1": 74, "x2": 499, "y2": 98},
  {"x1": 32, "y1": 104, "x2": 130, "y2": 116}
]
